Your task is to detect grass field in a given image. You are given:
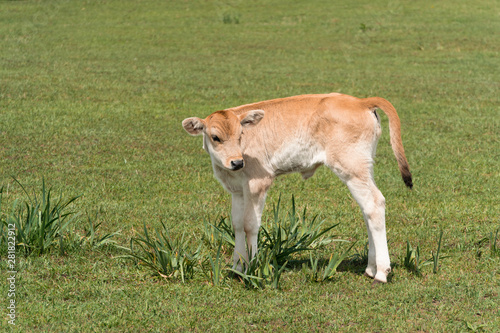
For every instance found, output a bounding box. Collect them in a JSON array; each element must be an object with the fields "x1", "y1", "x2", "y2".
[{"x1": 1, "y1": 0, "x2": 499, "y2": 331}]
